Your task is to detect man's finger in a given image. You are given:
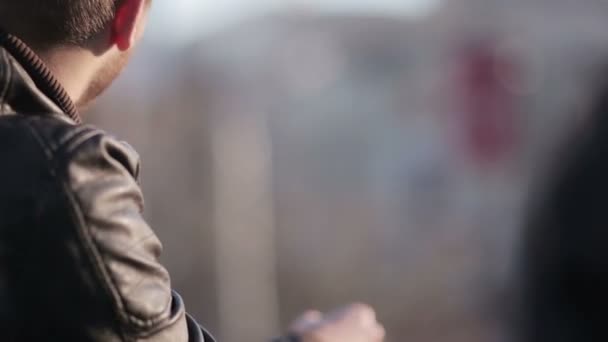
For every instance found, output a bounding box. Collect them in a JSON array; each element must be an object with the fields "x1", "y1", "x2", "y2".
[
  {"x1": 290, "y1": 310, "x2": 324, "y2": 333},
  {"x1": 347, "y1": 303, "x2": 377, "y2": 328},
  {"x1": 300, "y1": 310, "x2": 323, "y2": 323},
  {"x1": 369, "y1": 323, "x2": 386, "y2": 341}
]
